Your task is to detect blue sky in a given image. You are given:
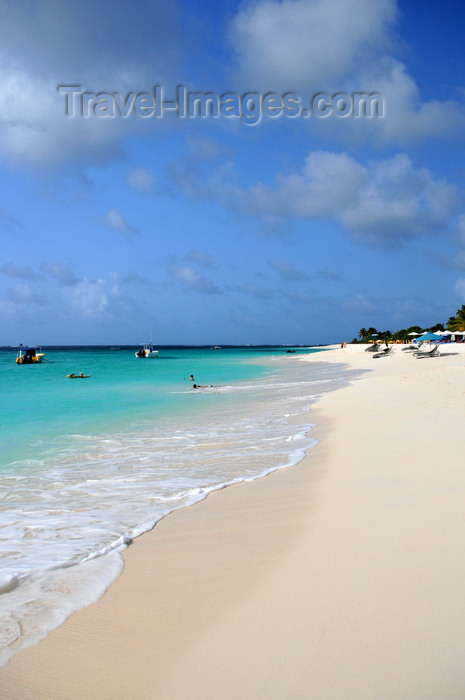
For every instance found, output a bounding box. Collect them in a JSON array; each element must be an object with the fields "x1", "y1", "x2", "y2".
[{"x1": 1, "y1": 0, "x2": 464, "y2": 345}]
